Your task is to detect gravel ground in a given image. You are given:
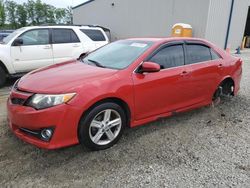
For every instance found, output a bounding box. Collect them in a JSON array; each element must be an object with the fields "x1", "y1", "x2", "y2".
[{"x1": 0, "y1": 51, "x2": 250, "y2": 187}]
